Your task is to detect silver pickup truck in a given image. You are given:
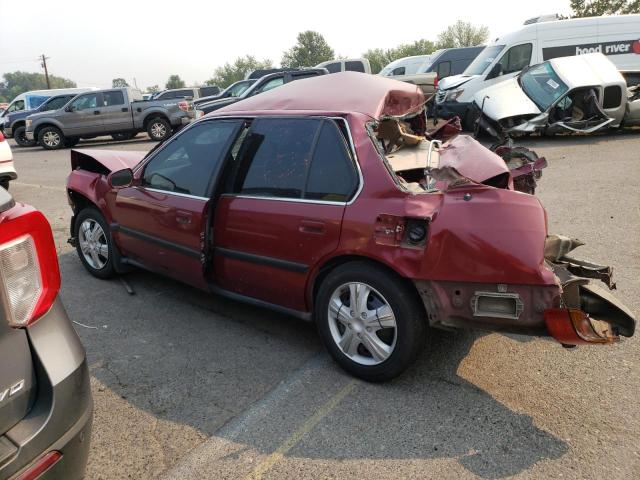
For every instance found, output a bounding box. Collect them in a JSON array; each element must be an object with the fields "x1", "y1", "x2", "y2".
[{"x1": 25, "y1": 87, "x2": 195, "y2": 149}]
